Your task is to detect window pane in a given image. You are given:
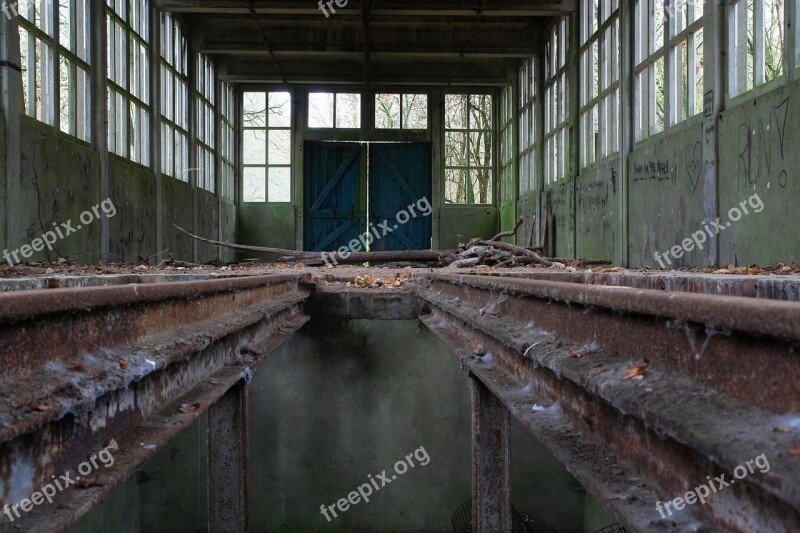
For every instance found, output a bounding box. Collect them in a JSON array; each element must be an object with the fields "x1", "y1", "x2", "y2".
[
  {"x1": 308, "y1": 93, "x2": 333, "y2": 128},
  {"x1": 243, "y1": 92, "x2": 266, "y2": 128},
  {"x1": 268, "y1": 92, "x2": 291, "y2": 127},
  {"x1": 445, "y1": 169, "x2": 466, "y2": 203},
  {"x1": 268, "y1": 130, "x2": 291, "y2": 165},
  {"x1": 445, "y1": 132, "x2": 467, "y2": 166},
  {"x1": 336, "y1": 93, "x2": 361, "y2": 128},
  {"x1": 268, "y1": 167, "x2": 291, "y2": 202},
  {"x1": 403, "y1": 94, "x2": 428, "y2": 129},
  {"x1": 445, "y1": 94, "x2": 467, "y2": 129},
  {"x1": 243, "y1": 167, "x2": 266, "y2": 202},
  {"x1": 375, "y1": 93, "x2": 400, "y2": 129},
  {"x1": 243, "y1": 129, "x2": 266, "y2": 165}
]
